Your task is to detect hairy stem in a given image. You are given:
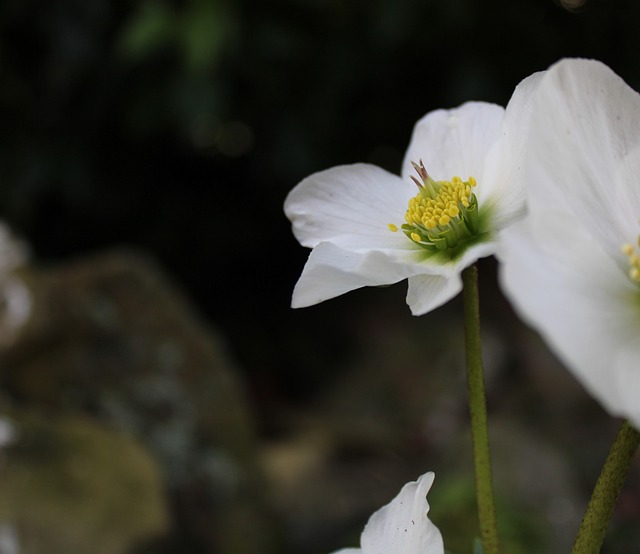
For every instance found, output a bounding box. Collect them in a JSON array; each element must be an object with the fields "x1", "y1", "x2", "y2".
[
  {"x1": 462, "y1": 265, "x2": 499, "y2": 554},
  {"x1": 571, "y1": 420, "x2": 640, "y2": 554}
]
